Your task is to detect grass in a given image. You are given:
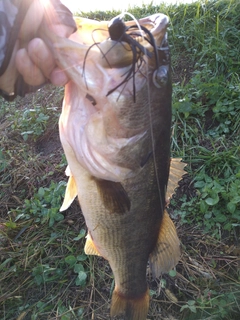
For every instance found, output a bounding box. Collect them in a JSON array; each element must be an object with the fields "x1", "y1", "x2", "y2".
[{"x1": 0, "y1": 0, "x2": 240, "y2": 319}]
